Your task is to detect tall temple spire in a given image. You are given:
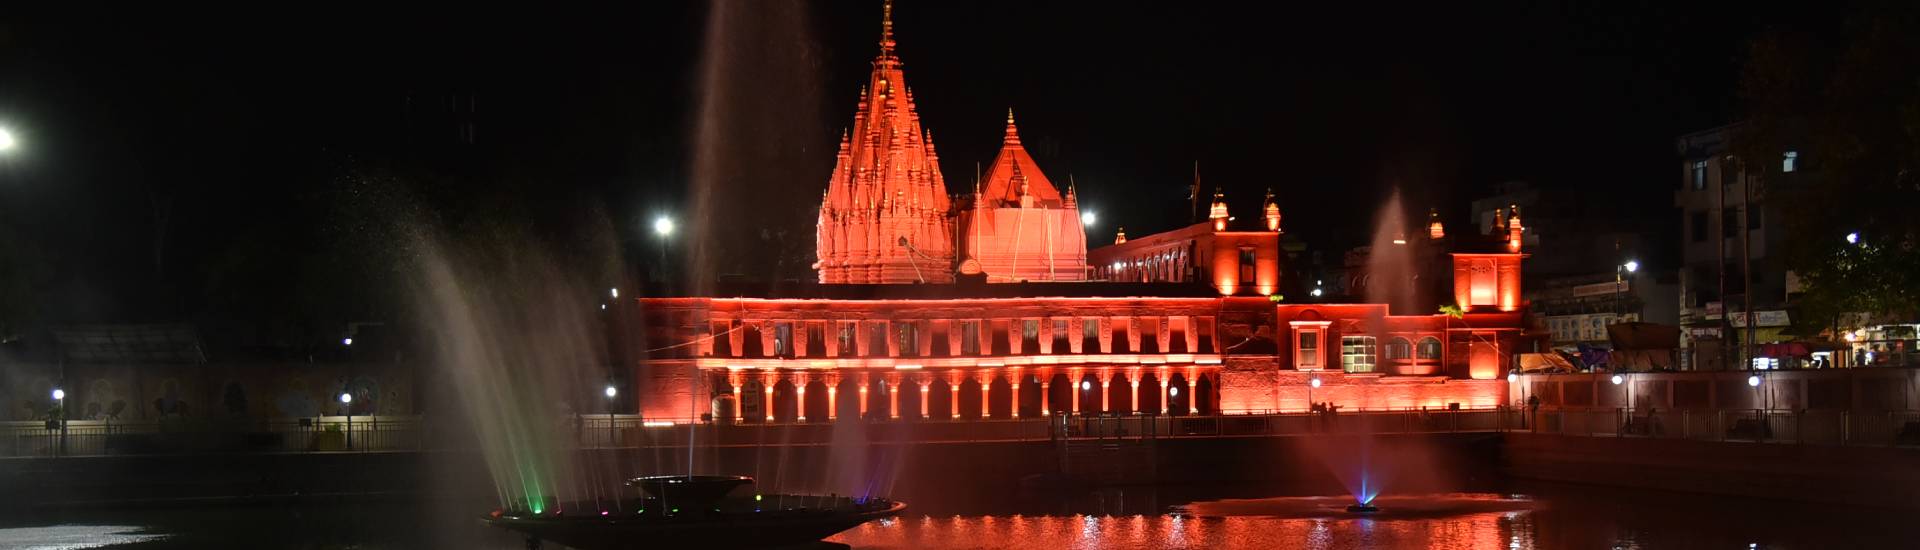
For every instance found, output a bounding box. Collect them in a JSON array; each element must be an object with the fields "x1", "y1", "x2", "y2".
[{"x1": 815, "y1": 0, "x2": 953, "y2": 284}]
